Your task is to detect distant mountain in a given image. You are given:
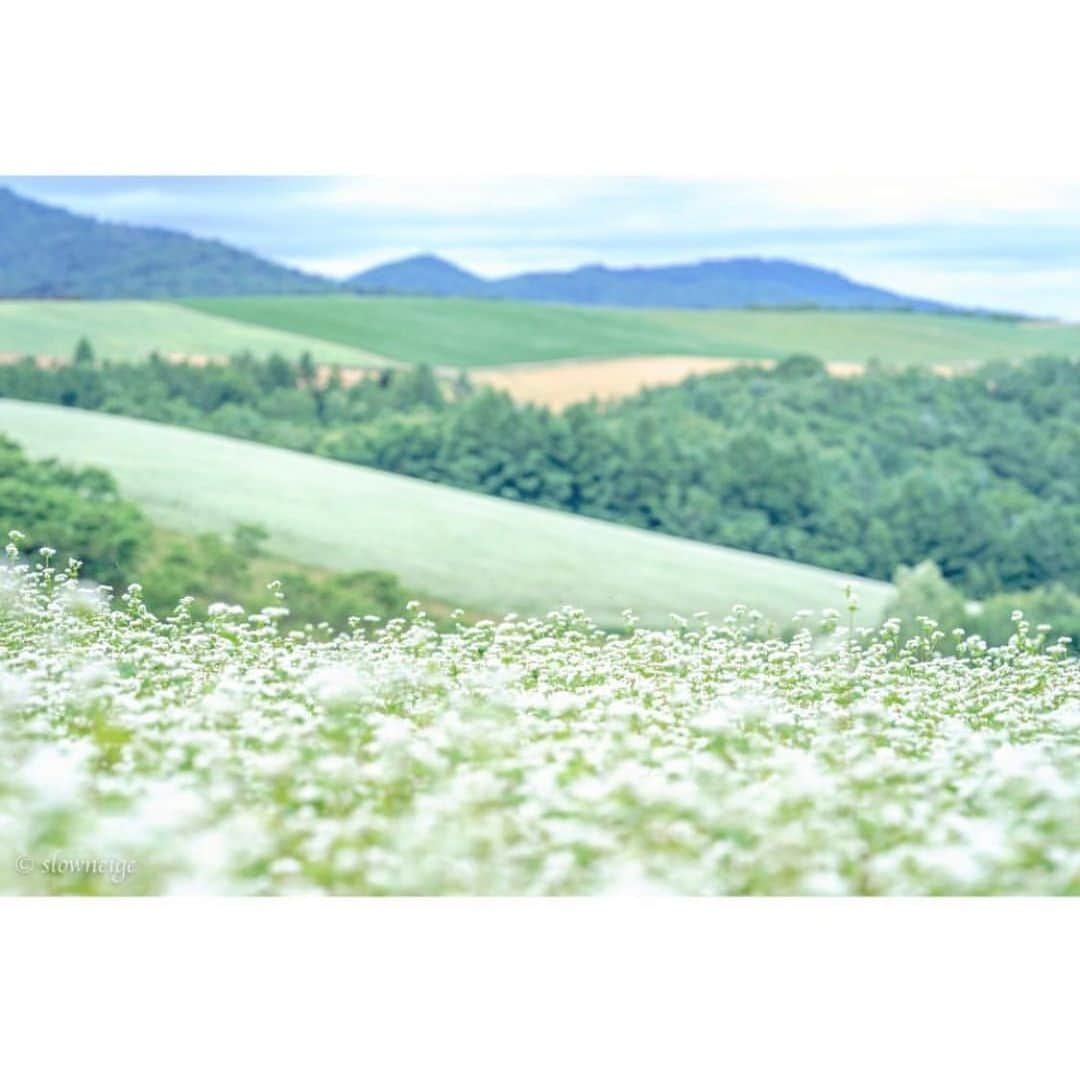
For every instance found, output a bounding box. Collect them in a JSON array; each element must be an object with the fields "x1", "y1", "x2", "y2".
[
  {"x1": 1, "y1": 184, "x2": 957, "y2": 311},
  {"x1": 350, "y1": 254, "x2": 489, "y2": 297},
  {"x1": 347, "y1": 254, "x2": 954, "y2": 312},
  {"x1": 0, "y1": 186, "x2": 332, "y2": 299}
]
